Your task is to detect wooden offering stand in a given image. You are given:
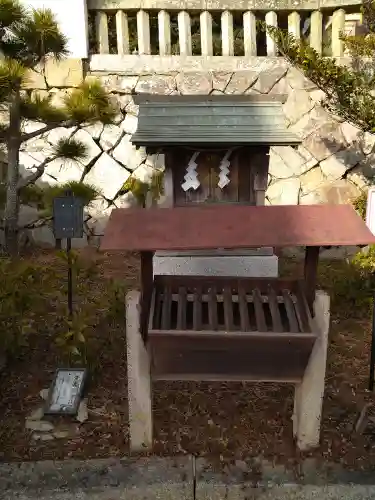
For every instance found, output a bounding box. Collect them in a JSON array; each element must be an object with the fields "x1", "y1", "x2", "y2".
[{"x1": 101, "y1": 203, "x2": 375, "y2": 452}]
